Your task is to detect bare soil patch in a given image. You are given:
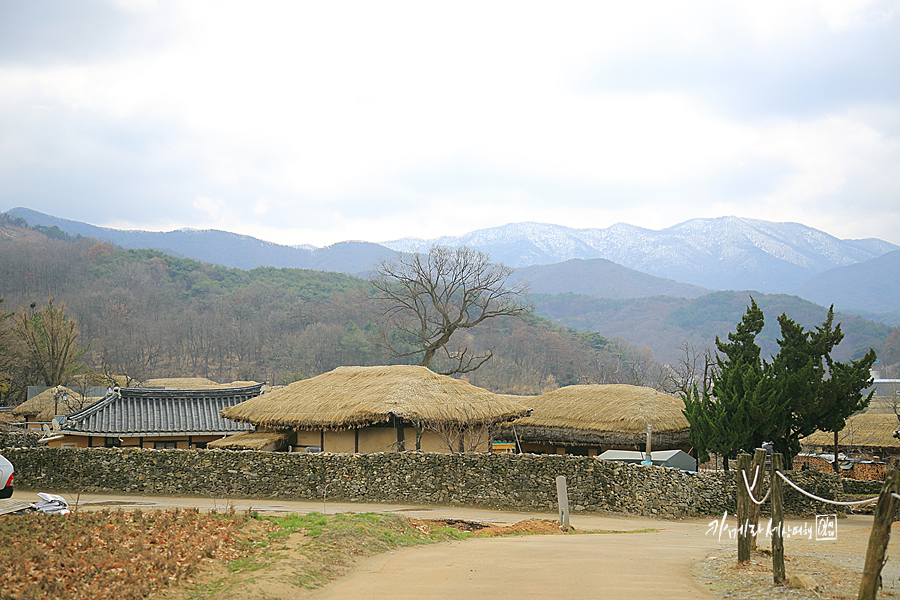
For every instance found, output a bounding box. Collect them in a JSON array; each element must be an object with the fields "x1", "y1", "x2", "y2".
[
  {"x1": 414, "y1": 517, "x2": 563, "y2": 536},
  {"x1": 693, "y1": 549, "x2": 870, "y2": 599}
]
